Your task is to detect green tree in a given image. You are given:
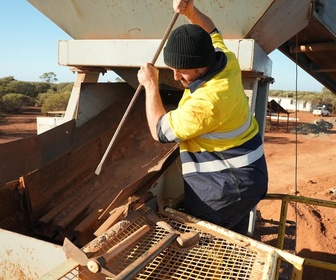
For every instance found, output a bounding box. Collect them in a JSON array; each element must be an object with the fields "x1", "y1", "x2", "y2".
[
  {"x1": 56, "y1": 82, "x2": 73, "y2": 93},
  {"x1": 7, "y1": 80, "x2": 37, "y2": 98},
  {"x1": 39, "y1": 72, "x2": 58, "y2": 83},
  {"x1": 35, "y1": 82, "x2": 52, "y2": 94},
  {"x1": 0, "y1": 76, "x2": 15, "y2": 85},
  {"x1": 320, "y1": 87, "x2": 336, "y2": 112}
]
